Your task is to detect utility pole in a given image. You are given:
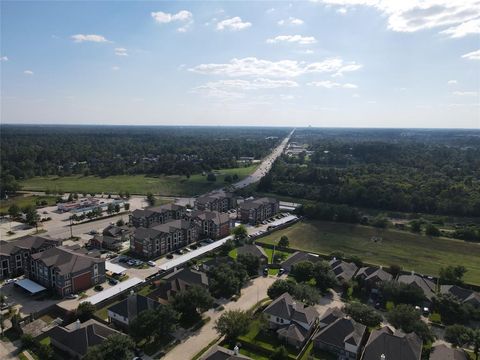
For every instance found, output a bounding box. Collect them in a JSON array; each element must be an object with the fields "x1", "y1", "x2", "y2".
[{"x1": 69, "y1": 216, "x2": 73, "y2": 238}]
